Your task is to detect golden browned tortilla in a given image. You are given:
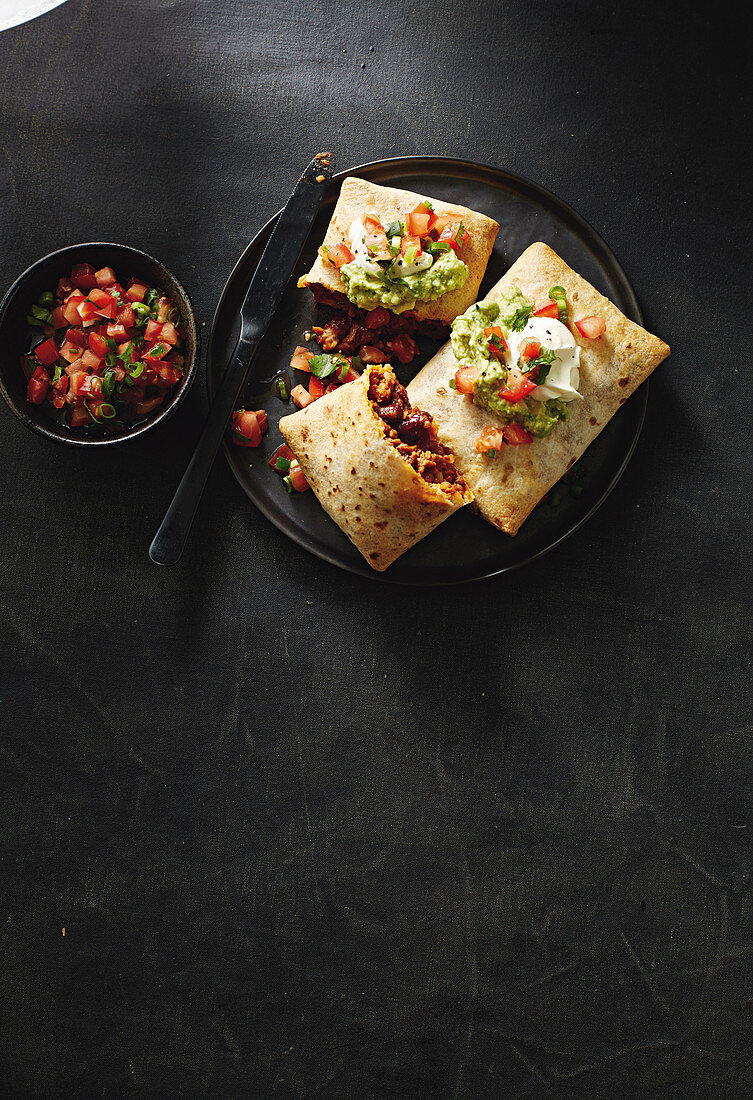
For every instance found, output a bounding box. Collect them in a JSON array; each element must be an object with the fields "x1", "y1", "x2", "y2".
[
  {"x1": 298, "y1": 176, "x2": 499, "y2": 324},
  {"x1": 279, "y1": 368, "x2": 472, "y2": 571},
  {"x1": 407, "y1": 242, "x2": 671, "y2": 535}
]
